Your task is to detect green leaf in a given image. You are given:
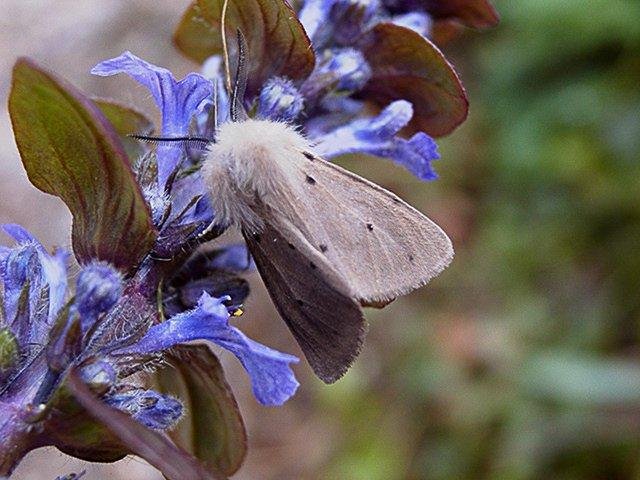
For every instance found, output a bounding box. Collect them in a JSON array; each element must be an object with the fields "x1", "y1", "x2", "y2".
[
  {"x1": 157, "y1": 345, "x2": 247, "y2": 476},
  {"x1": 174, "y1": 0, "x2": 314, "y2": 96},
  {"x1": 423, "y1": 0, "x2": 500, "y2": 29},
  {"x1": 8, "y1": 58, "x2": 157, "y2": 271},
  {"x1": 93, "y1": 98, "x2": 154, "y2": 161},
  {"x1": 360, "y1": 23, "x2": 469, "y2": 137}
]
